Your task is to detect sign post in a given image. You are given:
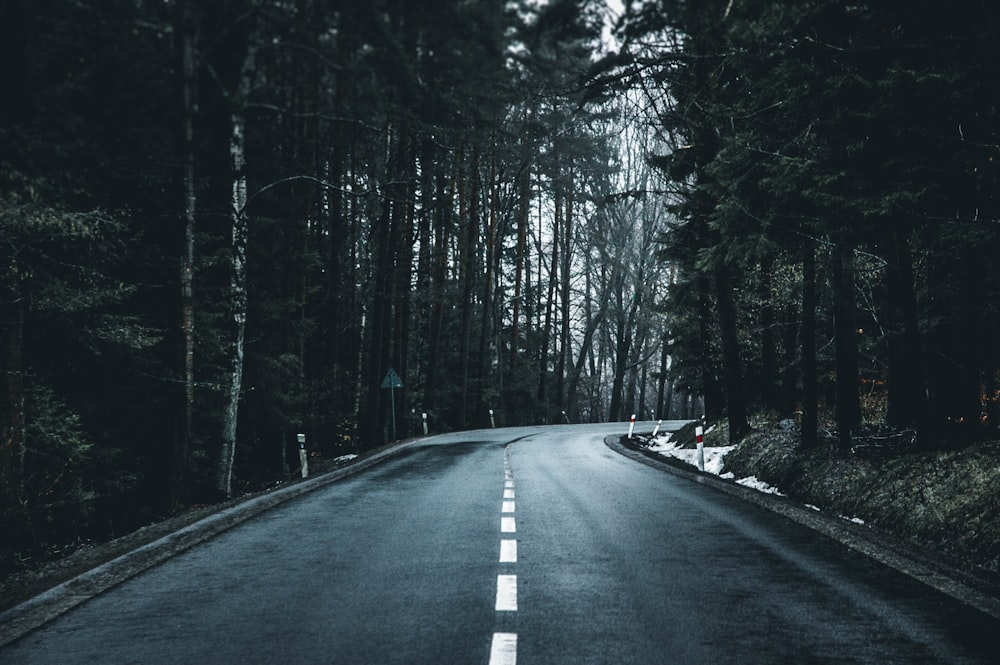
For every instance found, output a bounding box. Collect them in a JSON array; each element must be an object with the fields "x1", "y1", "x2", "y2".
[
  {"x1": 695, "y1": 423, "x2": 705, "y2": 472},
  {"x1": 297, "y1": 433, "x2": 308, "y2": 478},
  {"x1": 380, "y1": 368, "x2": 404, "y2": 442}
]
